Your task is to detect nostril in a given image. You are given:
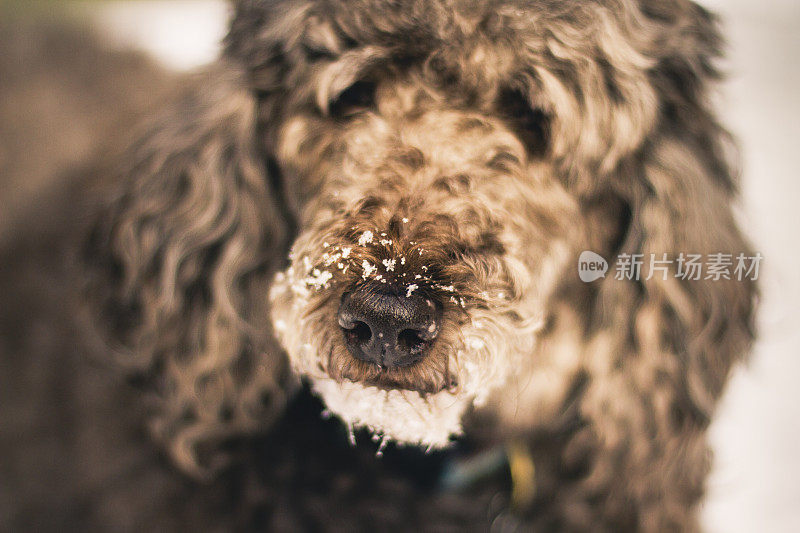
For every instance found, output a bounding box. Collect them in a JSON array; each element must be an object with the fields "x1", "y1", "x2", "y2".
[
  {"x1": 397, "y1": 329, "x2": 428, "y2": 356},
  {"x1": 342, "y1": 320, "x2": 372, "y2": 345}
]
